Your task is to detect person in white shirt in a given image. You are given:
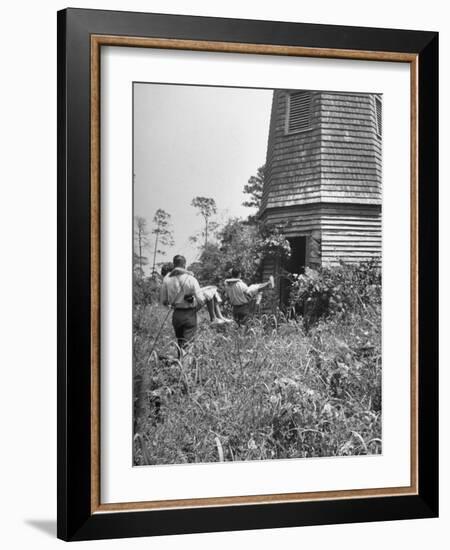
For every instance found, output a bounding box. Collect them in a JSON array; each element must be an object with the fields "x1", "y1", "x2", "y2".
[
  {"x1": 224, "y1": 268, "x2": 274, "y2": 324},
  {"x1": 160, "y1": 256, "x2": 230, "y2": 351}
]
